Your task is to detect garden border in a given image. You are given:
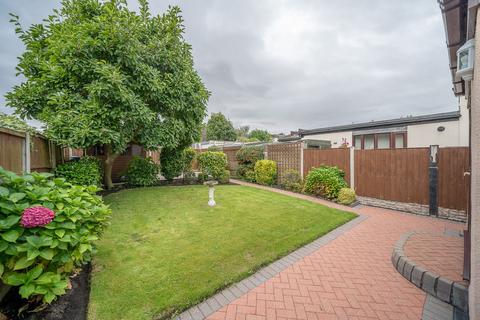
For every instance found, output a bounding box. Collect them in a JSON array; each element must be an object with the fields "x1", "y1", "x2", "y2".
[{"x1": 175, "y1": 213, "x2": 367, "y2": 320}]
